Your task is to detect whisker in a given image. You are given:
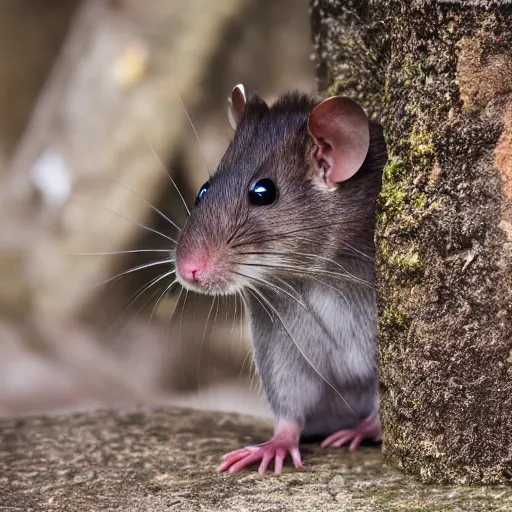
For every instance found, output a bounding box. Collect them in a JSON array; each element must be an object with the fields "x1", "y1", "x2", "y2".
[
  {"x1": 274, "y1": 276, "x2": 300, "y2": 296},
  {"x1": 228, "y1": 294, "x2": 237, "y2": 364},
  {"x1": 236, "y1": 292, "x2": 251, "y2": 386},
  {"x1": 208, "y1": 296, "x2": 221, "y2": 389},
  {"x1": 289, "y1": 251, "x2": 373, "y2": 286},
  {"x1": 239, "y1": 293, "x2": 245, "y2": 357},
  {"x1": 133, "y1": 279, "x2": 179, "y2": 382},
  {"x1": 167, "y1": 287, "x2": 184, "y2": 337},
  {"x1": 224, "y1": 295, "x2": 230, "y2": 324},
  {"x1": 240, "y1": 292, "x2": 259, "y2": 393},
  {"x1": 229, "y1": 223, "x2": 345, "y2": 249},
  {"x1": 93, "y1": 259, "x2": 175, "y2": 288},
  {"x1": 307, "y1": 274, "x2": 350, "y2": 306},
  {"x1": 110, "y1": 285, "x2": 164, "y2": 349},
  {"x1": 249, "y1": 364, "x2": 258, "y2": 393},
  {"x1": 238, "y1": 260, "x2": 374, "y2": 290},
  {"x1": 341, "y1": 241, "x2": 373, "y2": 260},
  {"x1": 263, "y1": 250, "x2": 374, "y2": 288},
  {"x1": 237, "y1": 346, "x2": 253, "y2": 387},
  {"x1": 110, "y1": 178, "x2": 182, "y2": 233},
  {"x1": 234, "y1": 271, "x2": 307, "y2": 311},
  {"x1": 174, "y1": 91, "x2": 211, "y2": 178},
  {"x1": 148, "y1": 278, "x2": 179, "y2": 328},
  {"x1": 145, "y1": 136, "x2": 191, "y2": 215},
  {"x1": 245, "y1": 286, "x2": 274, "y2": 323},
  {"x1": 232, "y1": 291, "x2": 238, "y2": 333},
  {"x1": 250, "y1": 267, "x2": 350, "y2": 310},
  {"x1": 83, "y1": 198, "x2": 177, "y2": 244},
  {"x1": 168, "y1": 287, "x2": 187, "y2": 386},
  {"x1": 197, "y1": 297, "x2": 216, "y2": 392},
  {"x1": 178, "y1": 289, "x2": 189, "y2": 347},
  {"x1": 229, "y1": 218, "x2": 371, "y2": 251},
  {"x1": 249, "y1": 287, "x2": 357, "y2": 419},
  {"x1": 174, "y1": 288, "x2": 191, "y2": 390},
  {"x1": 226, "y1": 212, "x2": 249, "y2": 245},
  {"x1": 70, "y1": 249, "x2": 173, "y2": 256},
  {"x1": 108, "y1": 269, "x2": 177, "y2": 332}
]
